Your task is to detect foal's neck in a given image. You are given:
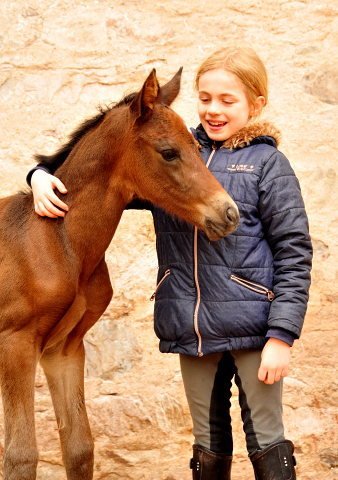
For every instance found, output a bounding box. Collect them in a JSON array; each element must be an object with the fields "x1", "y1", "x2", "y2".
[{"x1": 55, "y1": 110, "x2": 134, "y2": 276}]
